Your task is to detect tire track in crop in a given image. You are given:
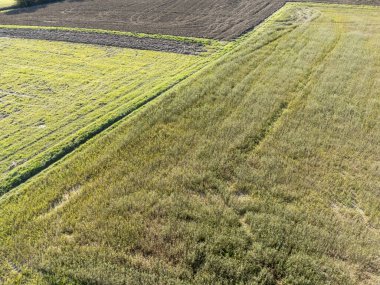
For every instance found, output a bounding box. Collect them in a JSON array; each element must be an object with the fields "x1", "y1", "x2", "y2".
[
  {"x1": 218, "y1": 14, "x2": 344, "y2": 284},
  {"x1": 170, "y1": 10, "x2": 342, "y2": 282},
  {"x1": 233, "y1": 10, "x2": 339, "y2": 160}
]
